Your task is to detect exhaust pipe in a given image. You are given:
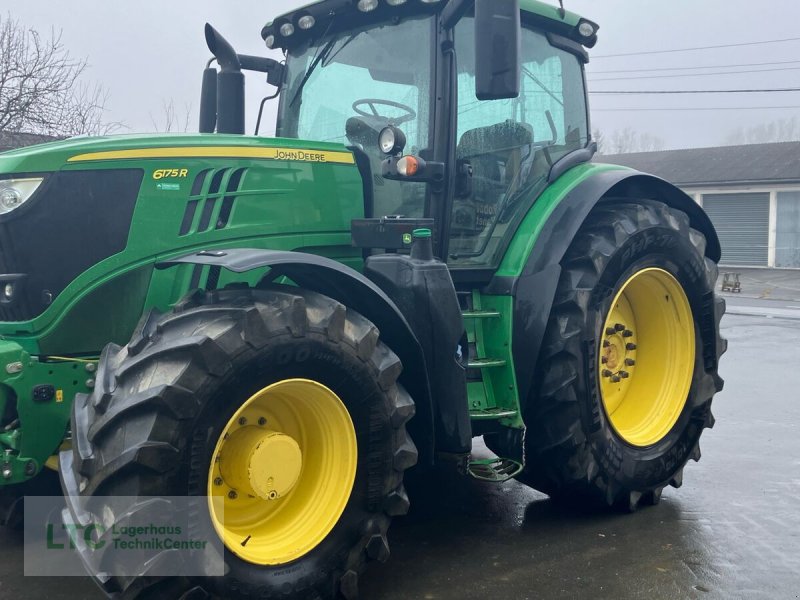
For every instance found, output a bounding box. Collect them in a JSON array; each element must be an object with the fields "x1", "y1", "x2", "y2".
[{"x1": 203, "y1": 24, "x2": 244, "y2": 135}]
